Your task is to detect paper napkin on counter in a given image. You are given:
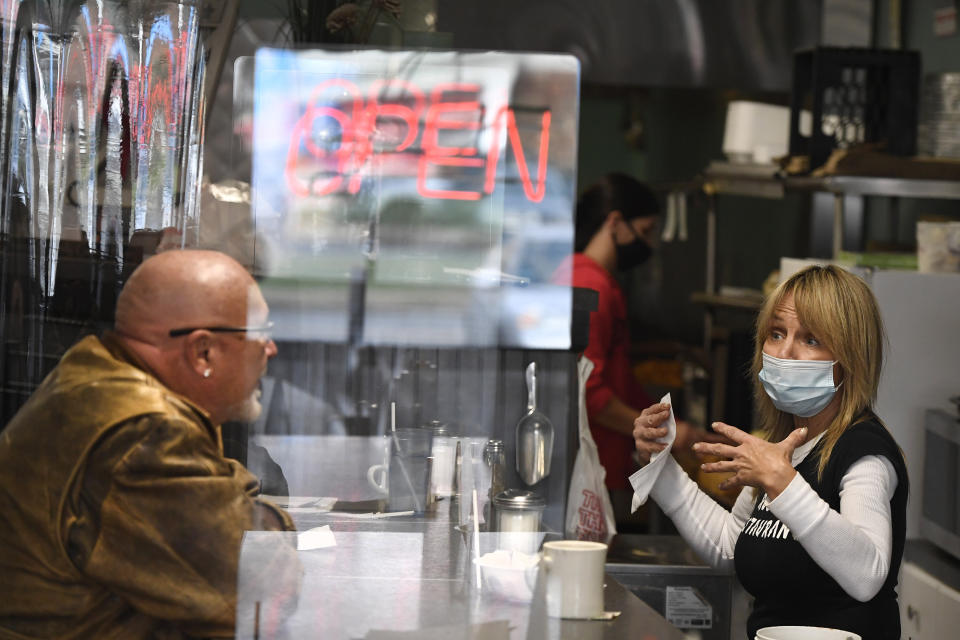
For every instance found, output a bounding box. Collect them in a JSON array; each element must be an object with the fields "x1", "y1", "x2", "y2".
[
  {"x1": 297, "y1": 525, "x2": 336, "y2": 551},
  {"x1": 260, "y1": 495, "x2": 336, "y2": 511},
  {"x1": 629, "y1": 392, "x2": 676, "y2": 513}
]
